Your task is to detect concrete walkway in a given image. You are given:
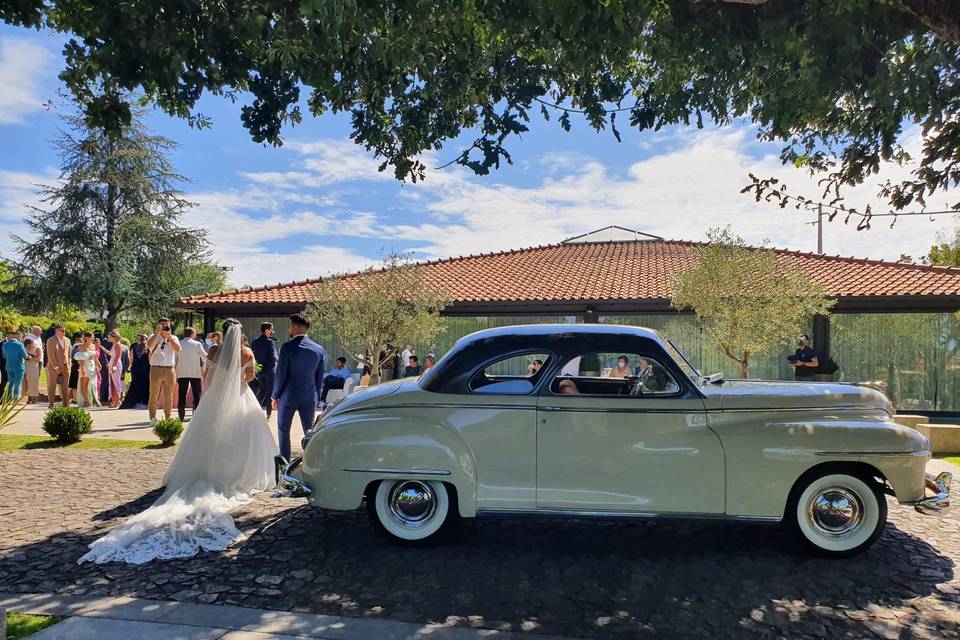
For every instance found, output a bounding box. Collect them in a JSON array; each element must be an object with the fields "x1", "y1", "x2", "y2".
[
  {"x1": 0, "y1": 593, "x2": 573, "y2": 640},
  {"x1": 3, "y1": 403, "x2": 281, "y2": 442}
]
